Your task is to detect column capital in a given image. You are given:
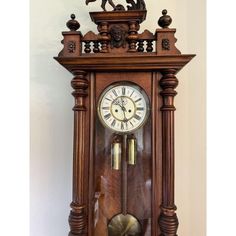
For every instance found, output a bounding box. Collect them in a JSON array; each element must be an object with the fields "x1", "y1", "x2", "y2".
[{"x1": 71, "y1": 71, "x2": 88, "y2": 111}]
